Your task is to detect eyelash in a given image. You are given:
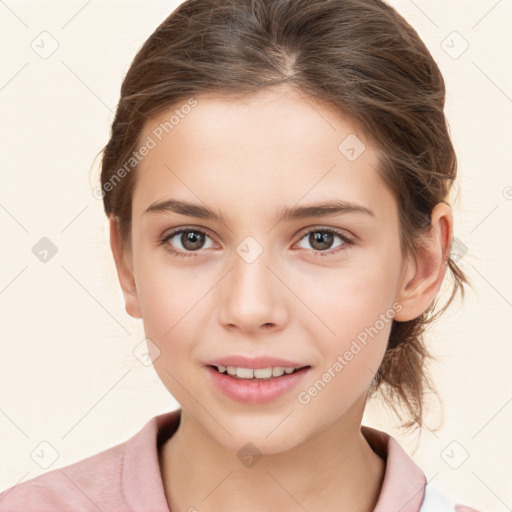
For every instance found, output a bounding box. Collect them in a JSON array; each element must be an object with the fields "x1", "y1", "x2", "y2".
[{"x1": 158, "y1": 226, "x2": 355, "y2": 259}]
